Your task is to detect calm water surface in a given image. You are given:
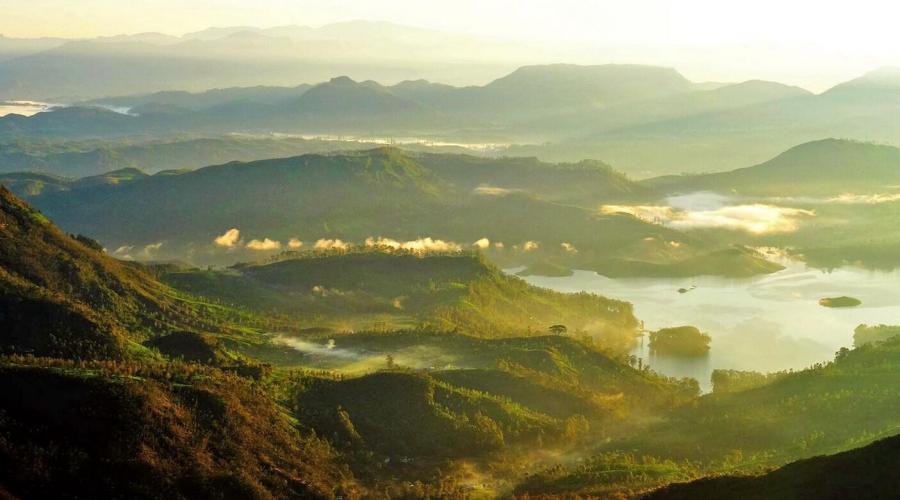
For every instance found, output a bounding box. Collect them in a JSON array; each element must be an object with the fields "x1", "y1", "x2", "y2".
[{"x1": 515, "y1": 261, "x2": 900, "y2": 390}]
